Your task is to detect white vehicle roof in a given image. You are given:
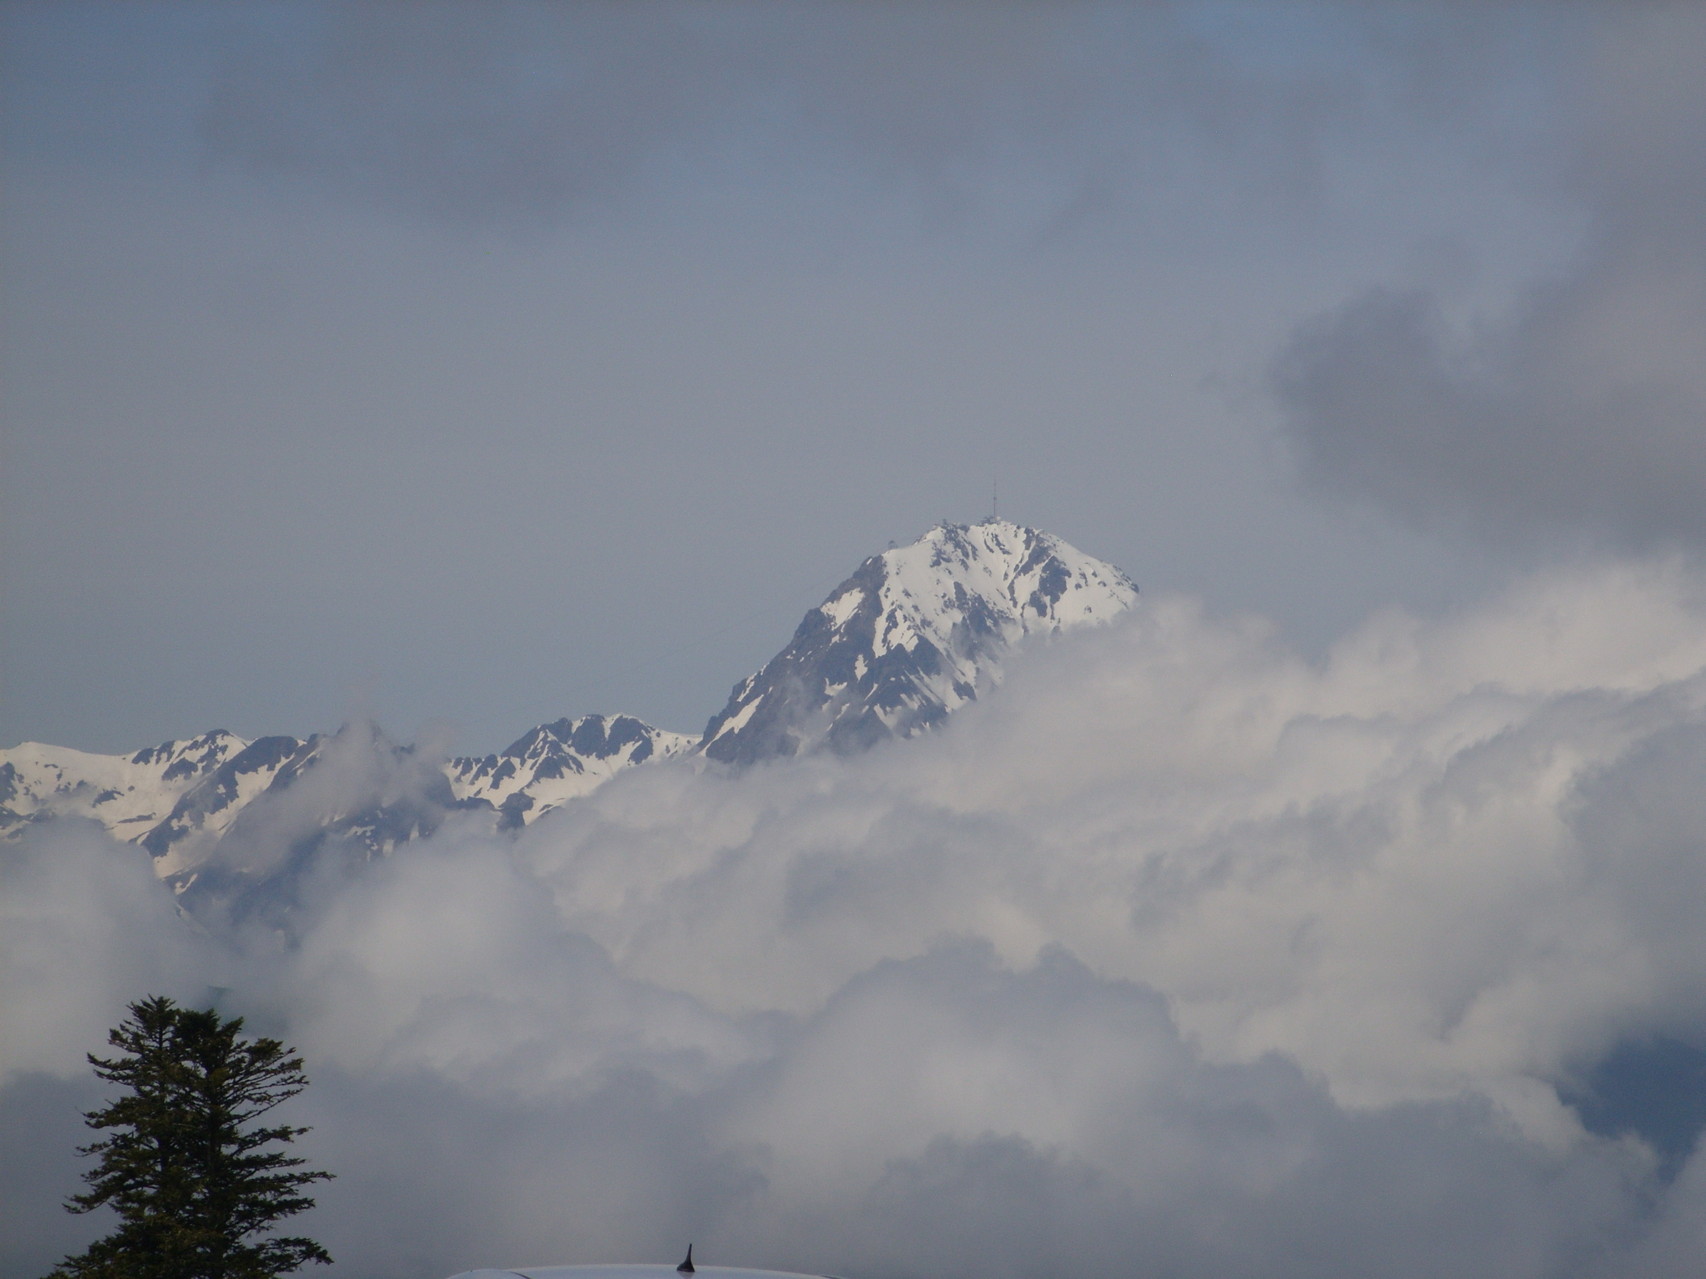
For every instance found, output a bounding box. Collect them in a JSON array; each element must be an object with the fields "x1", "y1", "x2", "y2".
[{"x1": 450, "y1": 1265, "x2": 840, "y2": 1279}]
